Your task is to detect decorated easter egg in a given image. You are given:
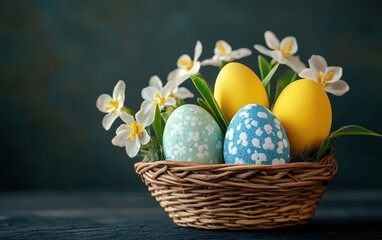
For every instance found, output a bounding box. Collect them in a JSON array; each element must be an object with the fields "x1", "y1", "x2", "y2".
[
  {"x1": 272, "y1": 79, "x2": 332, "y2": 153},
  {"x1": 224, "y1": 104, "x2": 290, "y2": 165},
  {"x1": 163, "y1": 104, "x2": 224, "y2": 164},
  {"x1": 214, "y1": 62, "x2": 269, "y2": 122}
]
